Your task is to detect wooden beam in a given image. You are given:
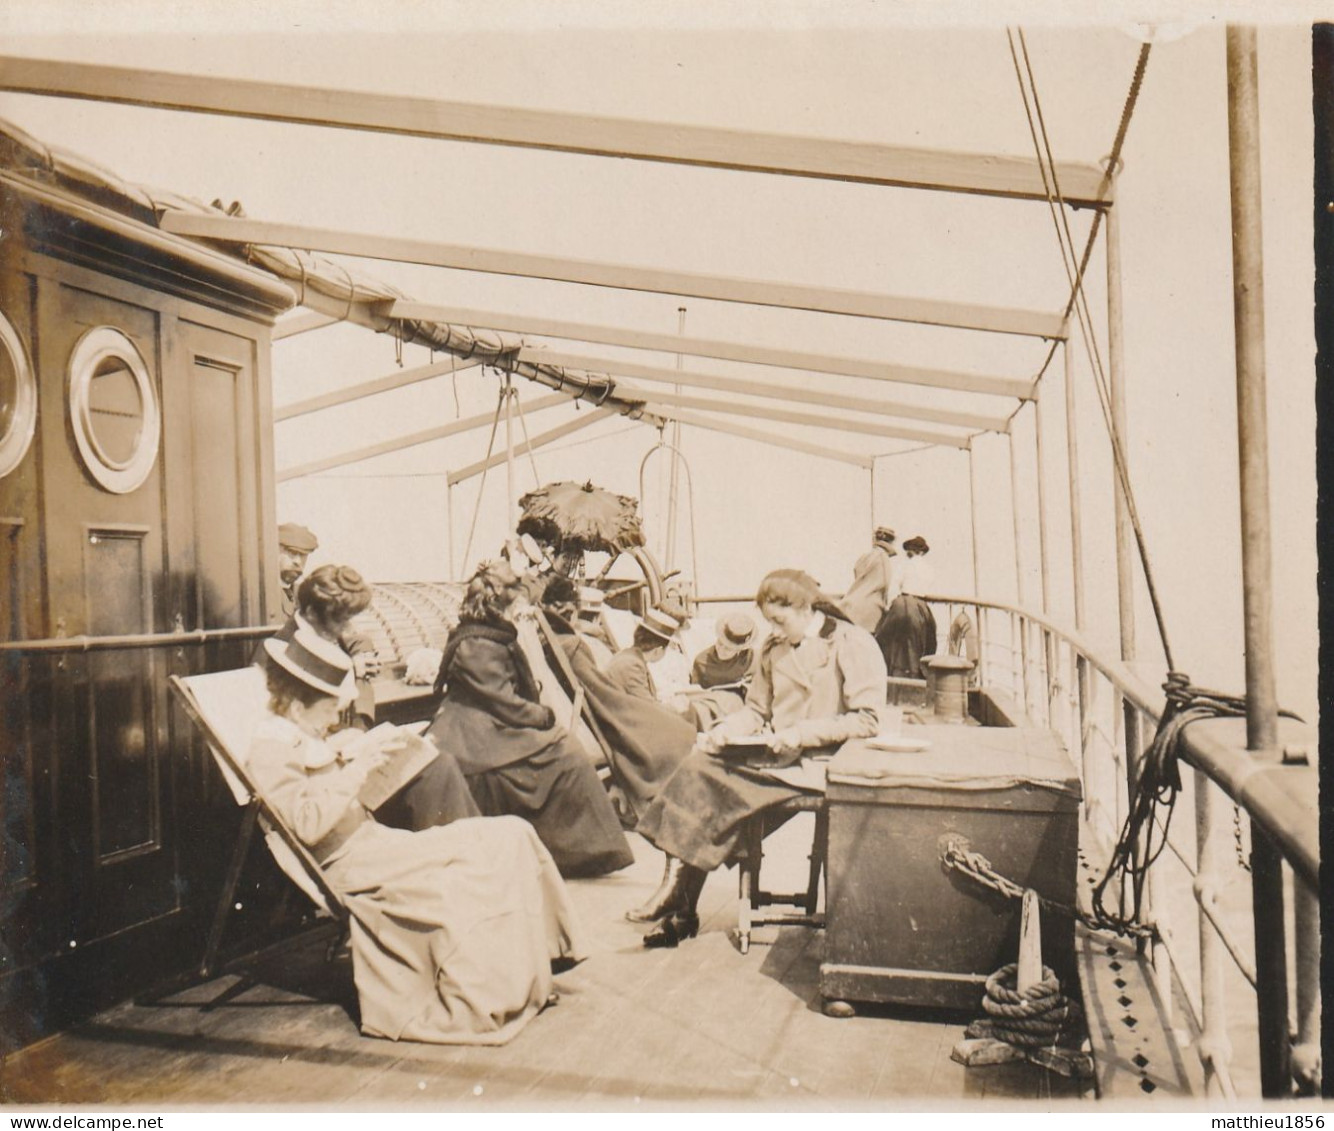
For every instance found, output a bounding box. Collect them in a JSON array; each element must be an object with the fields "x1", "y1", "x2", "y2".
[
  {"x1": 388, "y1": 301, "x2": 1048, "y2": 390},
  {"x1": 277, "y1": 393, "x2": 568, "y2": 481},
  {"x1": 272, "y1": 309, "x2": 340, "y2": 340},
  {"x1": 633, "y1": 392, "x2": 970, "y2": 449},
  {"x1": 516, "y1": 347, "x2": 1012, "y2": 430},
  {"x1": 275, "y1": 360, "x2": 482, "y2": 422},
  {"x1": 158, "y1": 211, "x2": 1065, "y2": 339},
  {"x1": 447, "y1": 407, "x2": 616, "y2": 487},
  {"x1": 0, "y1": 56, "x2": 1112, "y2": 207},
  {"x1": 655, "y1": 407, "x2": 874, "y2": 469}
]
